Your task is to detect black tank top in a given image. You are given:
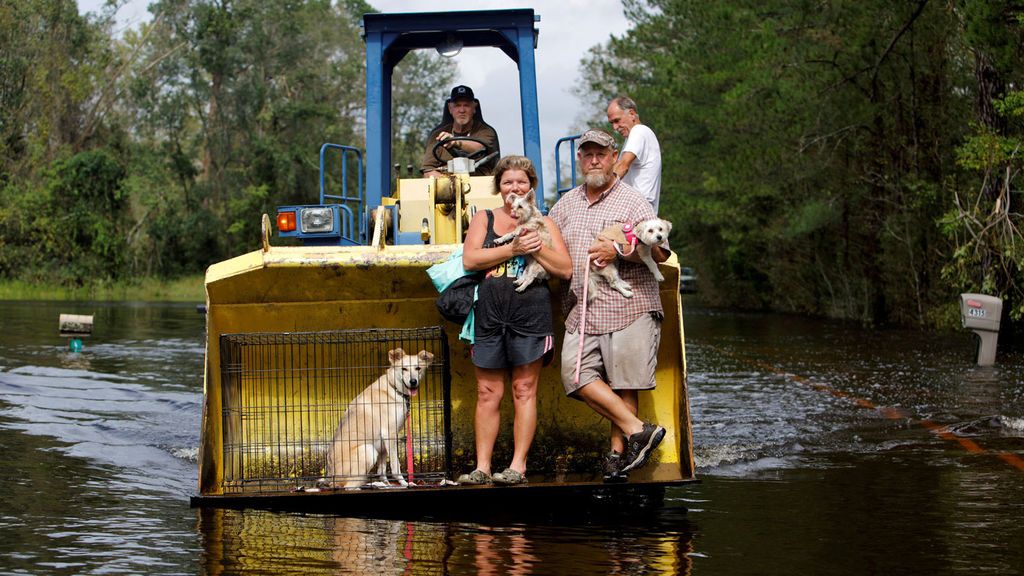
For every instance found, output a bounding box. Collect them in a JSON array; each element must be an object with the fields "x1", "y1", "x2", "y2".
[{"x1": 474, "y1": 210, "x2": 553, "y2": 339}]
